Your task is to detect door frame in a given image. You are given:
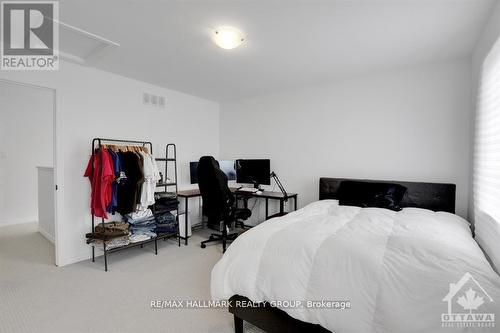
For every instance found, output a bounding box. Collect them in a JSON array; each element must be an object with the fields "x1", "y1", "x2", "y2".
[{"x1": 0, "y1": 78, "x2": 59, "y2": 266}]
